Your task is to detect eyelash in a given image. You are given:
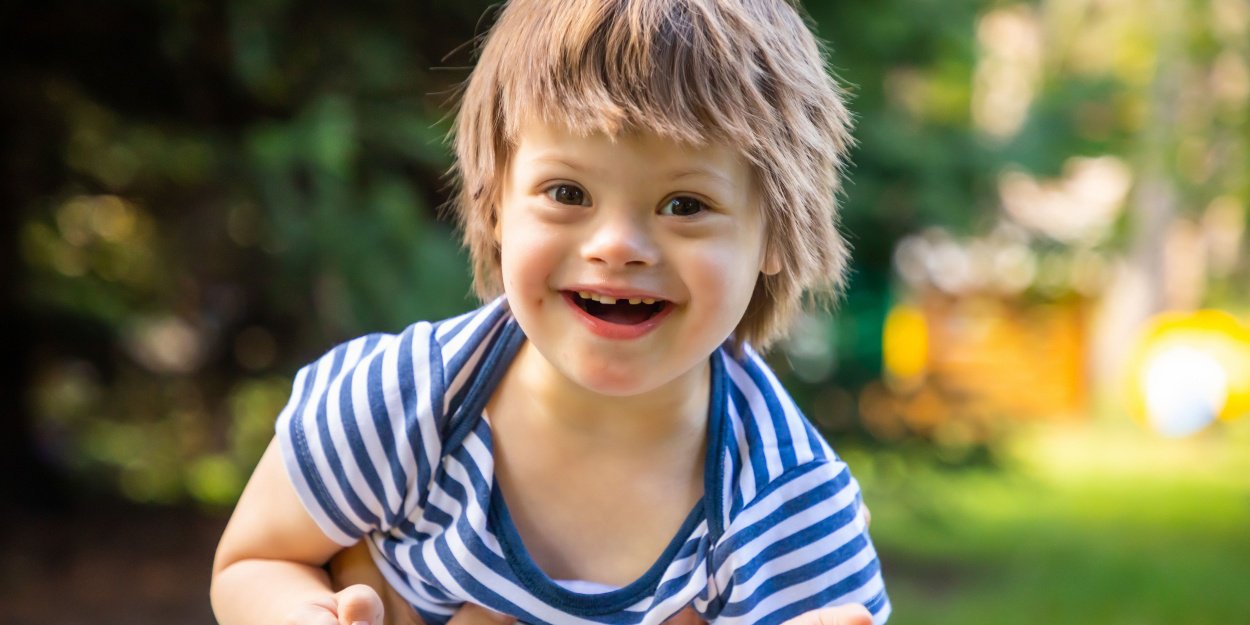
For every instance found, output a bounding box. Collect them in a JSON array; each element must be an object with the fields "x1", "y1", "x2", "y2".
[
  {"x1": 544, "y1": 183, "x2": 589, "y2": 206},
  {"x1": 543, "y1": 183, "x2": 710, "y2": 217}
]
